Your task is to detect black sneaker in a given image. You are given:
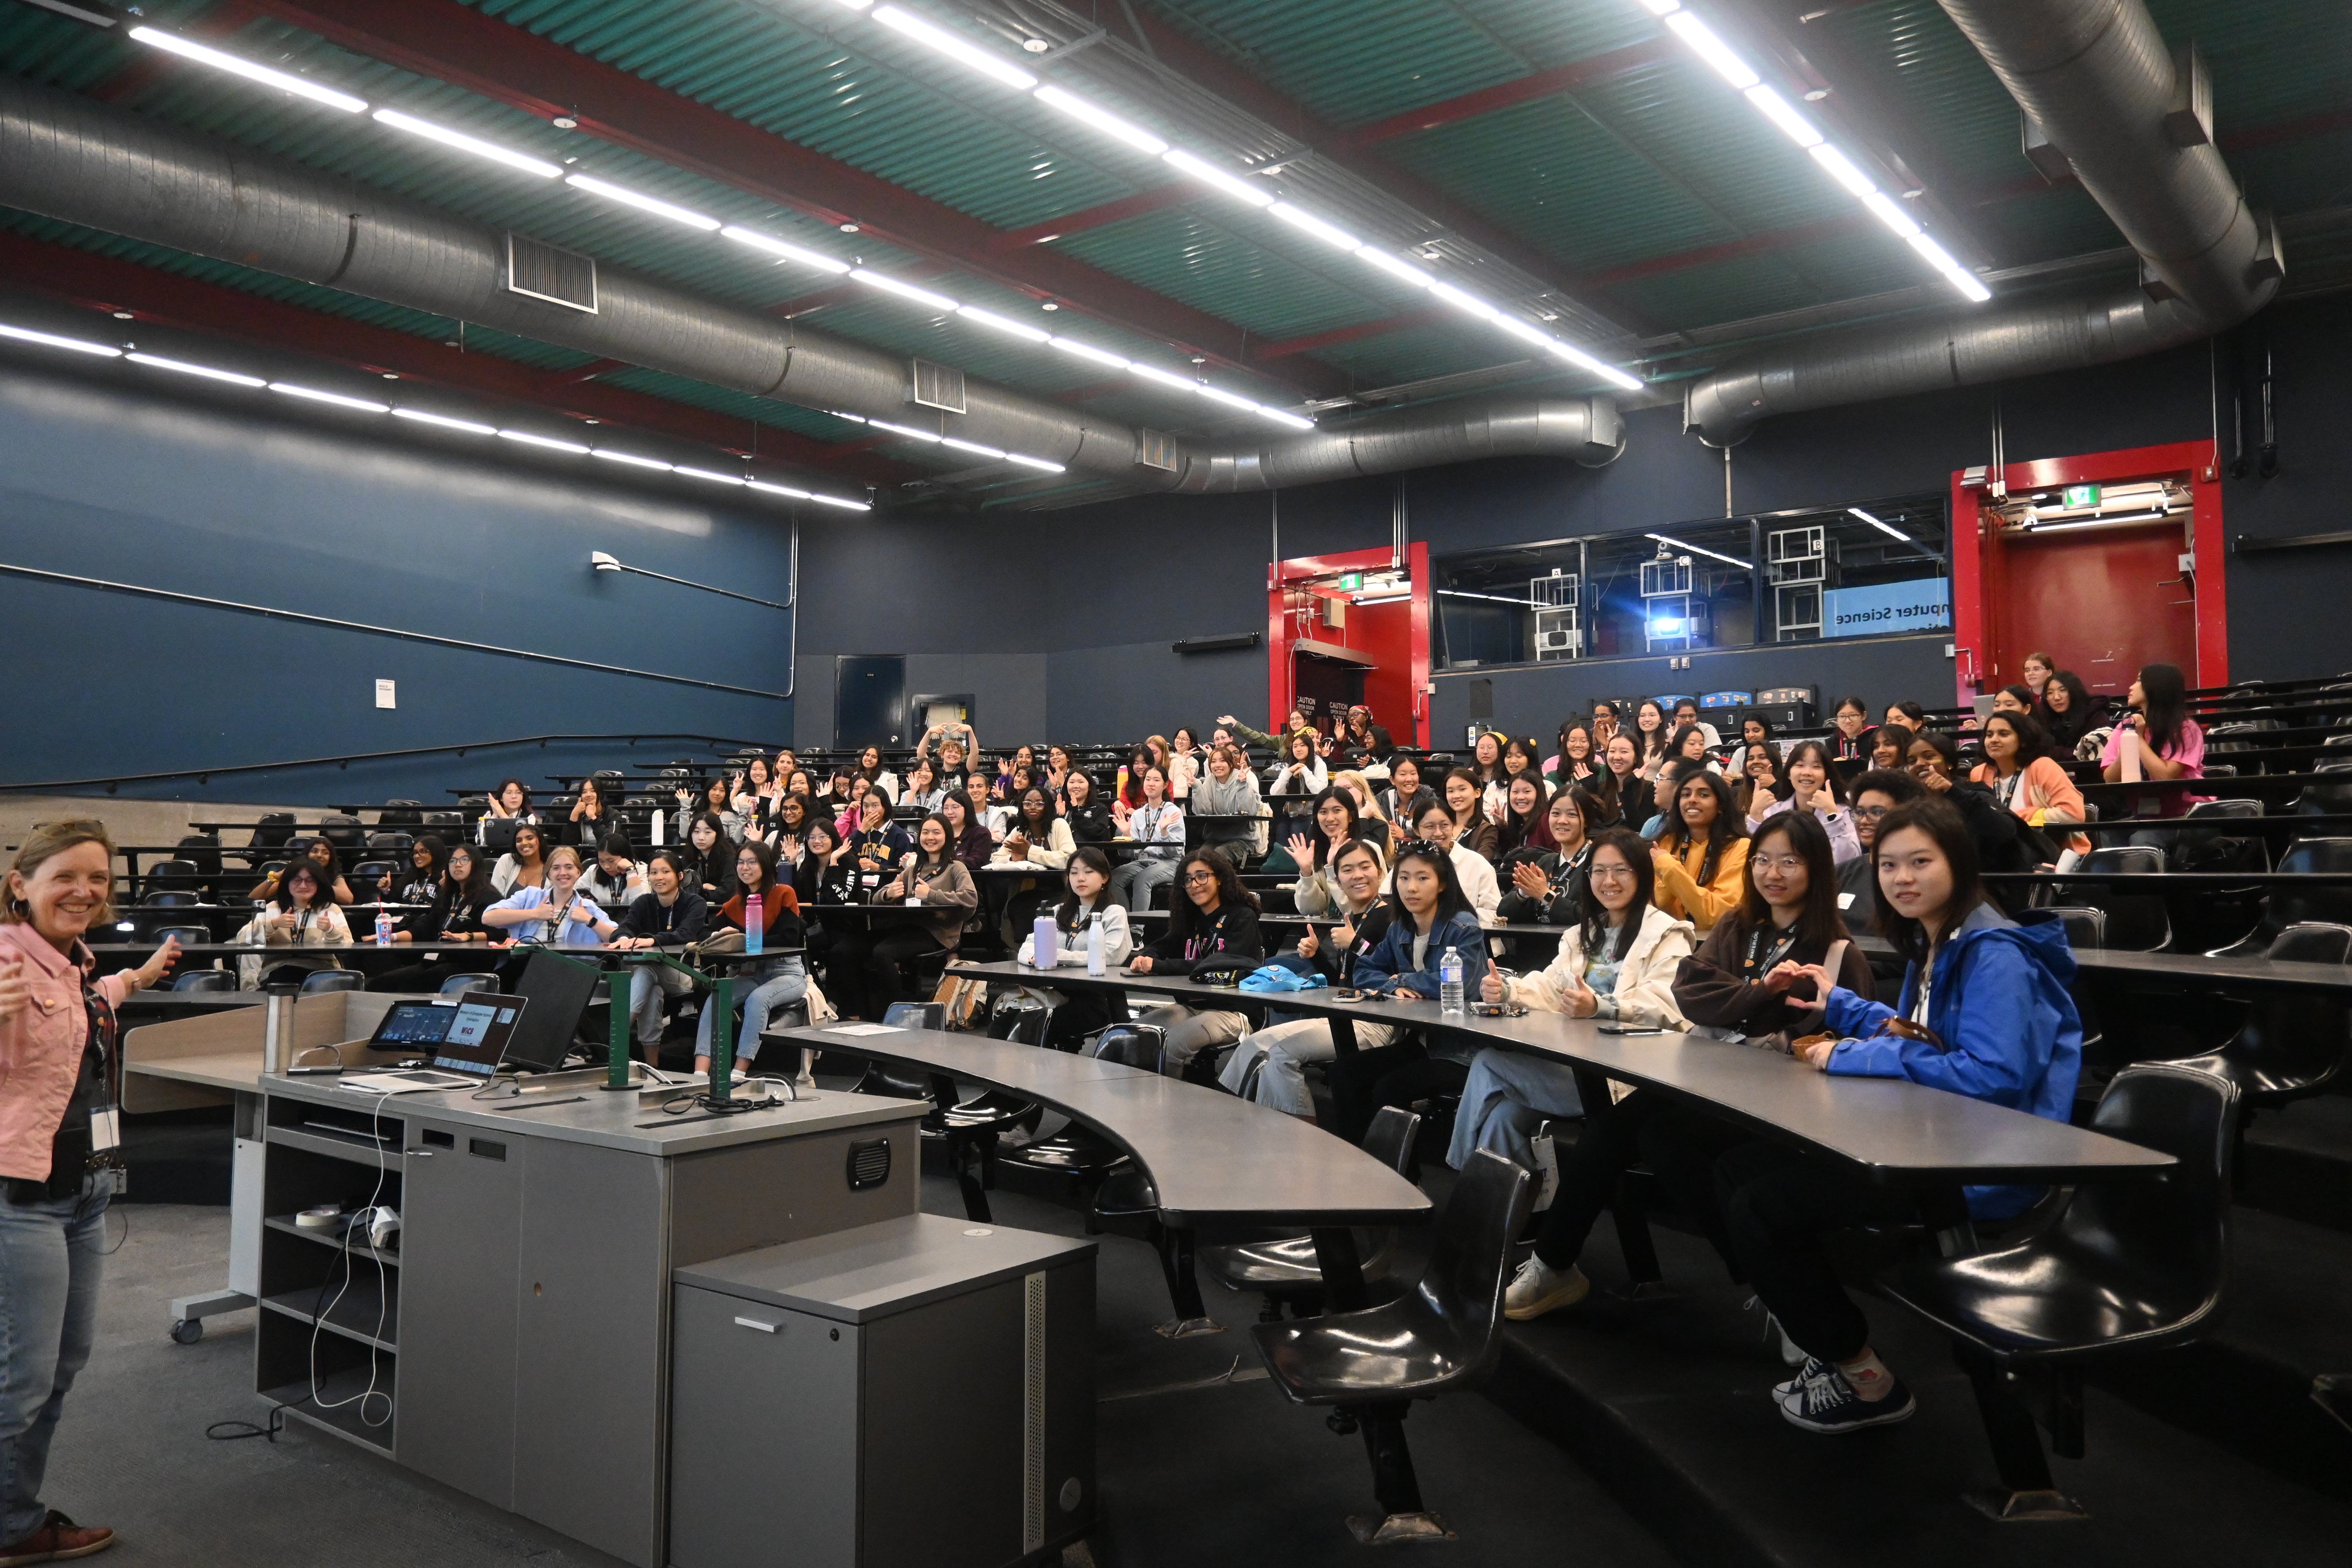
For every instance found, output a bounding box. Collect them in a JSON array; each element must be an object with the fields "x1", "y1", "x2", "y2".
[
  {"x1": 1774, "y1": 1356, "x2": 1835, "y2": 1401},
  {"x1": 1776, "y1": 1363, "x2": 1916, "y2": 1433}
]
